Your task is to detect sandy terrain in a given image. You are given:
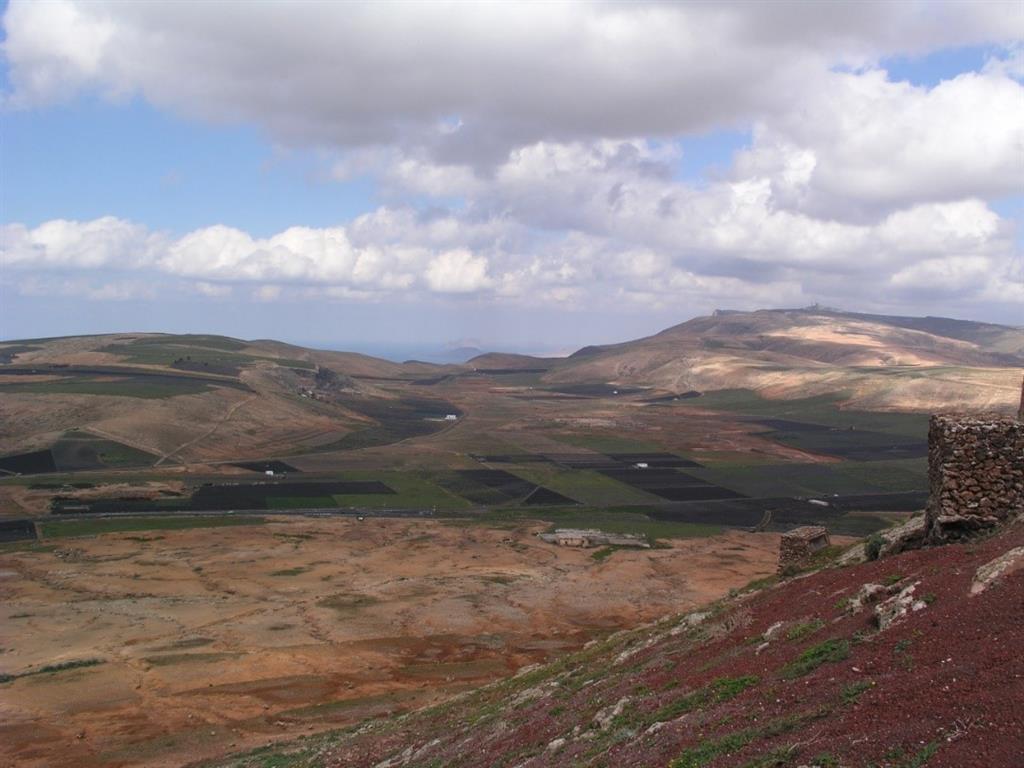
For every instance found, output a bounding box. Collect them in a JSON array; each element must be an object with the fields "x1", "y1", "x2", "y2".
[{"x1": 0, "y1": 518, "x2": 783, "y2": 768}]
